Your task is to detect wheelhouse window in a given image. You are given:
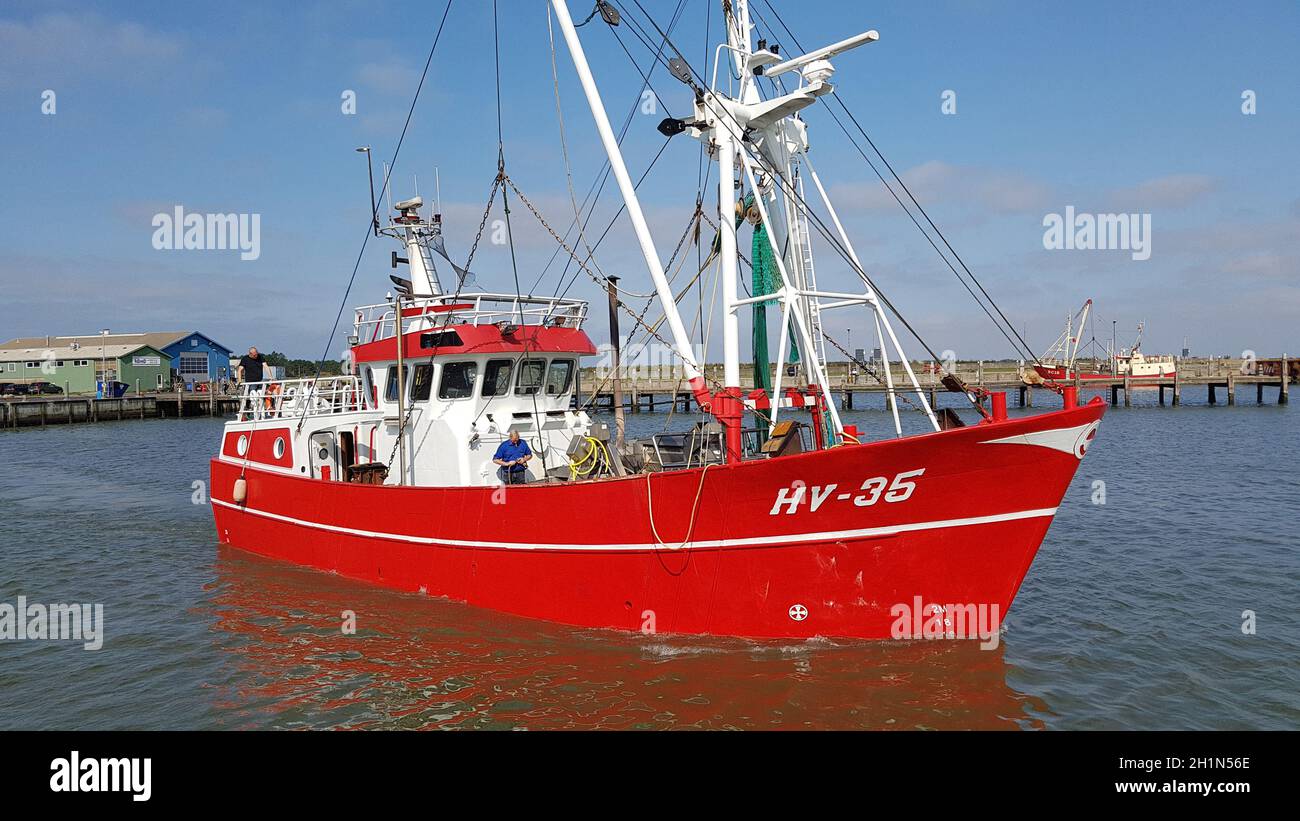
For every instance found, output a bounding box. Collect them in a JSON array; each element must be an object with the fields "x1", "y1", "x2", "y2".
[
  {"x1": 438, "y1": 361, "x2": 477, "y2": 399},
  {"x1": 514, "y1": 358, "x2": 546, "y2": 395},
  {"x1": 364, "y1": 366, "x2": 376, "y2": 406},
  {"x1": 420, "y1": 330, "x2": 464, "y2": 349},
  {"x1": 482, "y1": 359, "x2": 513, "y2": 397},
  {"x1": 409, "y1": 363, "x2": 434, "y2": 401},
  {"x1": 545, "y1": 359, "x2": 574, "y2": 395},
  {"x1": 384, "y1": 365, "x2": 407, "y2": 402}
]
